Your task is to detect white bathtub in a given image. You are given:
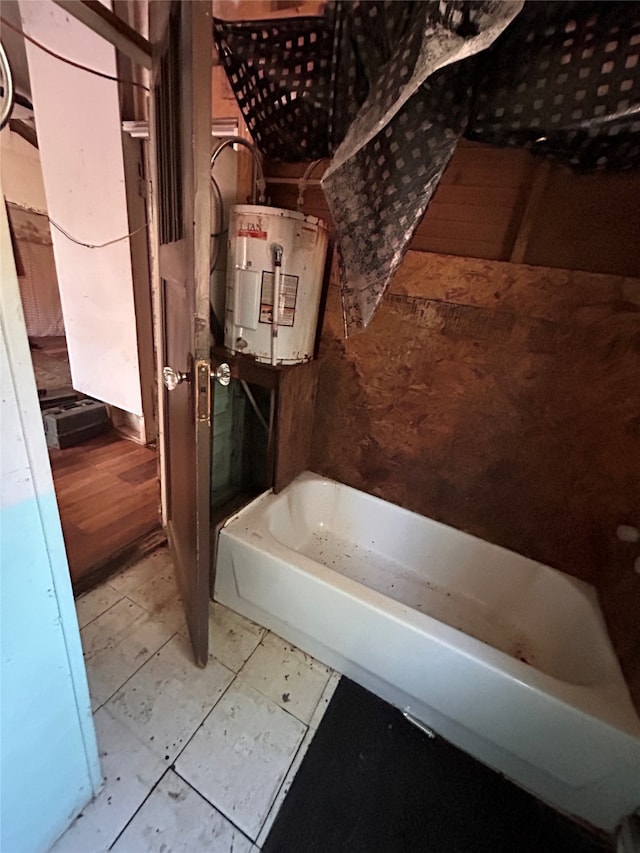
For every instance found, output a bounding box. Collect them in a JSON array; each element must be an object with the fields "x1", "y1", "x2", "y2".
[{"x1": 215, "y1": 471, "x2": 640, "y2": 833}]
